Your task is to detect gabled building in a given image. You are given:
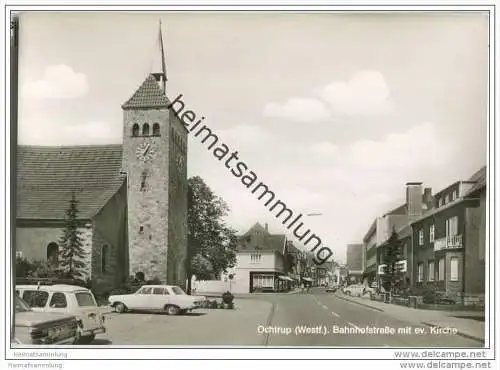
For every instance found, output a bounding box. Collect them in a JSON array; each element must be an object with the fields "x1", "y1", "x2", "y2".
[
  {"x1": 227, "y1": 222, "x2": 292, "y2": 293},
  {"x1": 410, "y1": 166, "x2": 486, "y2": 305}
]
